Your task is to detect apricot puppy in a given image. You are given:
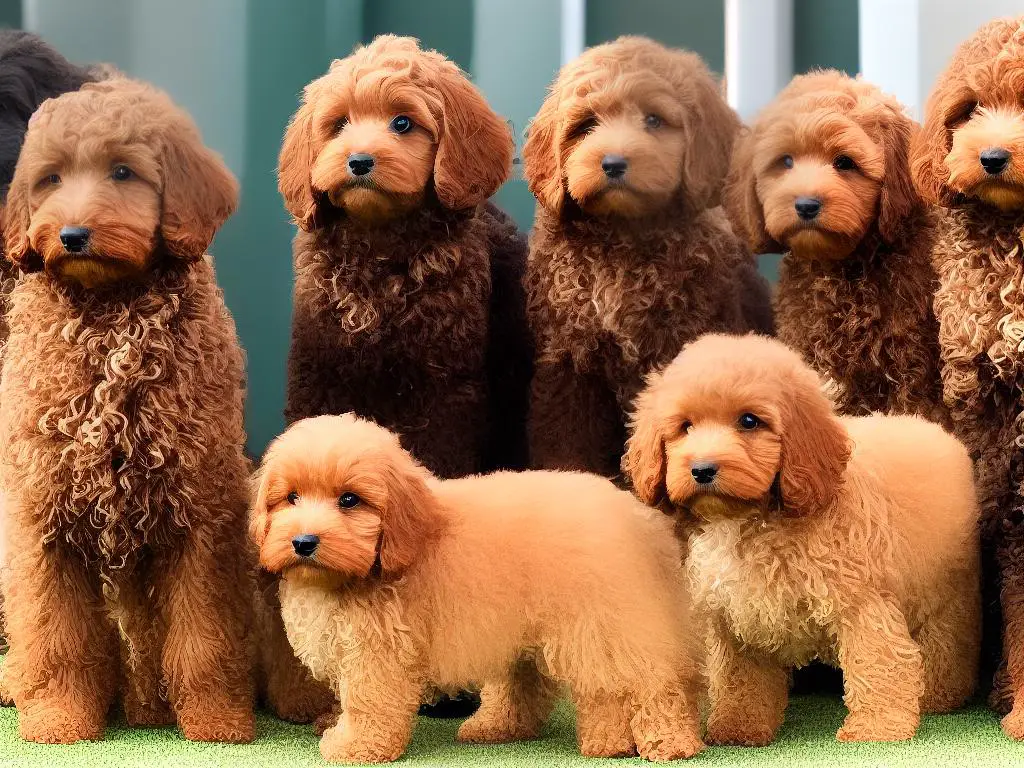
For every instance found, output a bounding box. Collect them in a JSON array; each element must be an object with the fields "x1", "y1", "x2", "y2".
[{"x1": 252, "y1": 414, "x2": 703, "y2": 763}]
